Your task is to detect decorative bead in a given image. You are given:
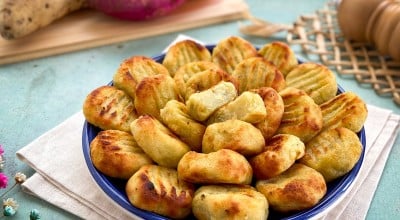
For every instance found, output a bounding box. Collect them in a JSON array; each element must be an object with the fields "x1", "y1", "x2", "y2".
[
  {"x1": 30, "y1": 209, "x2": 41, "y2": 220},
  {"x1": 14, "y1": 172, "x2": 26, "y2": 184},
  {"x1": 0, "y1": 155, "x2": 4, "y2": 170},
  {"x1": 3, "y1": 205, "x2": 16, "y2": 216}
]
